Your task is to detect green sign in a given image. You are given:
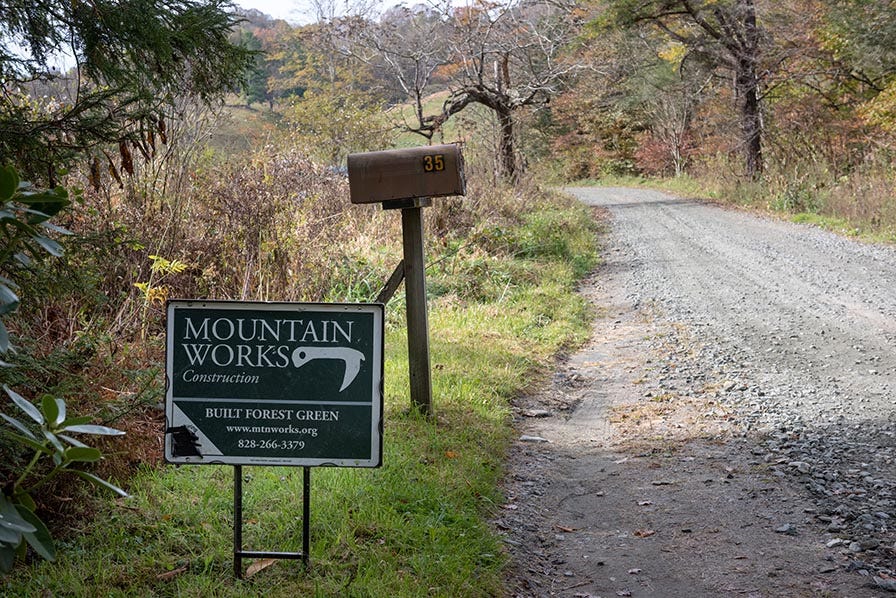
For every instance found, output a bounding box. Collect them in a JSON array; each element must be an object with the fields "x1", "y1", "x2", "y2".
[{"x1": 164, "y1": 300, "x2": 383, "y2": 467}]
